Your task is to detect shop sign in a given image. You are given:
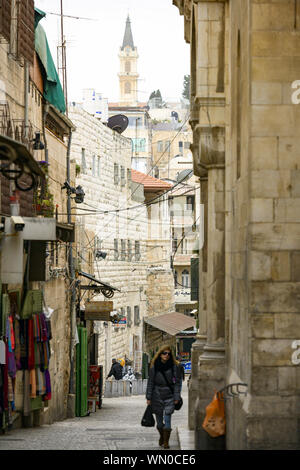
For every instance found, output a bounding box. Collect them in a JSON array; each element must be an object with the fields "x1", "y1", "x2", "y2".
[
  {"x1": 84, "y1": 301, "x2": 113, "y2": 321},
  {"x1": 113, "y1": 316, "x2": 127, "y2": 327}
]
